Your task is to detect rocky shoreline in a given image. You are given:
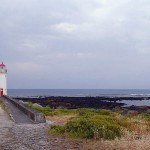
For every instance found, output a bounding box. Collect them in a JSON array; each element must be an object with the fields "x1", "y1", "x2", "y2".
[{"x1": 14, "y1": 96, "x2": 150, "y2": 112}]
